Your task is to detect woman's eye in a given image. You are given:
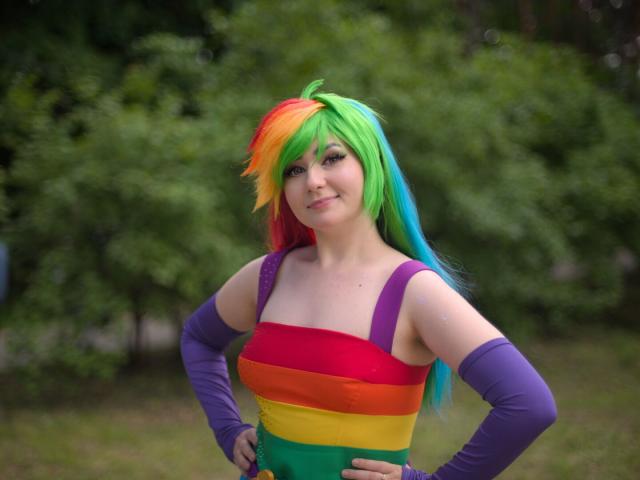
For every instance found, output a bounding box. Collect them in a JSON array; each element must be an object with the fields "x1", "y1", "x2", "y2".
[
  {"x1": 323, "y1": 153, "x2": 346, "y2": 165},
  {"x1": 284, "y1": 153, "x2": 345, "y2": 177},
  {"x1": 284, "y1": 165, "x2": 305, "y2": 177}
]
